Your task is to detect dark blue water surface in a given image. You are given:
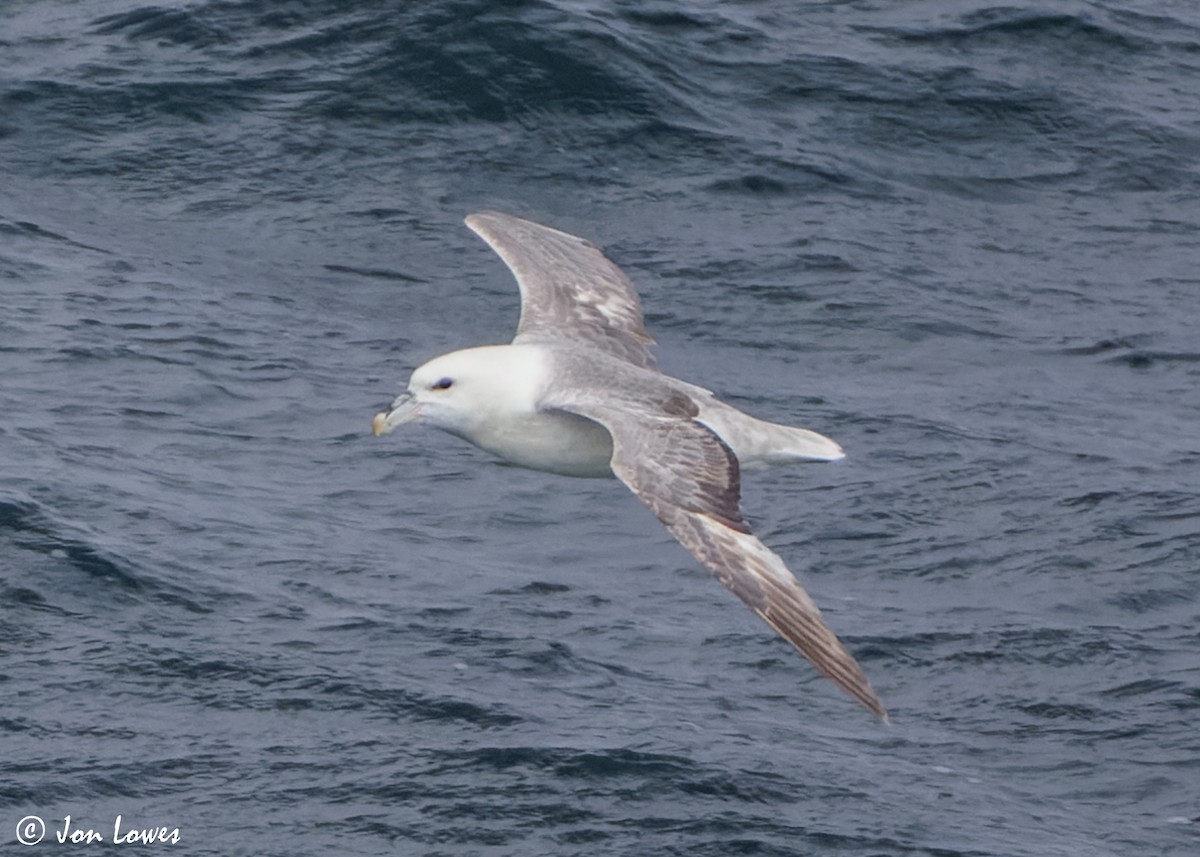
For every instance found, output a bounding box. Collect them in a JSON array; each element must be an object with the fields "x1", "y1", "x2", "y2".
[{"x1": 3, "y1": 1, "x2": 1199, "y2": 855}]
